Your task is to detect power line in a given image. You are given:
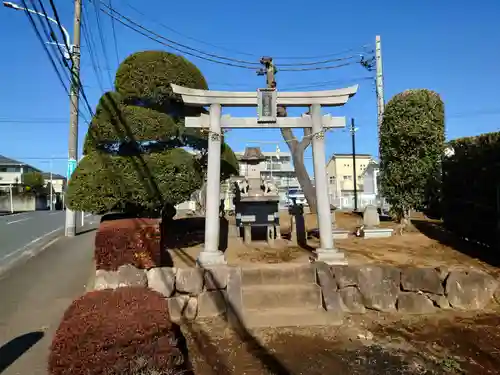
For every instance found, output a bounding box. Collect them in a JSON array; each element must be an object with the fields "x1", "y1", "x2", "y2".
[
  {"x1": 35, "y1": 0, "x2": 94, "y2": 122},
  {"x1": 121, "y1": 0, "x2": 260, "y2": 59},
  {"x1": 20, "y1": 0, "x2": 69, "y2": 99},
  {"x1": 108, "y1": 0, "x2": 120, "y2": 67},
  {"x1": 277, "y1": 54, "x2": 360, "y2": 67},
  {"x1": 99, "y1": 6, "x2": 257, "y2": 69},
  {"x1": 279, "y1": 61, "x2": 360, "y2": 72},
  {"x1": 81, "y1": 1, "x2": 105, "y2": 92},
  {"x1": 0, "y1": 118, "x2": 67, "y2": 123},
  {"x1": 90, "y1": 0, "x2": 114, "y2": 86},
  {"x1": 121, "y1": 1, "x2": 372, "y2": 63},
  {"x1": 100, "y1": 1, "x2": 367, "y2": 71},
  {"x1": 99, "y1": 1, "x2": 260, "y2": 67}
]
